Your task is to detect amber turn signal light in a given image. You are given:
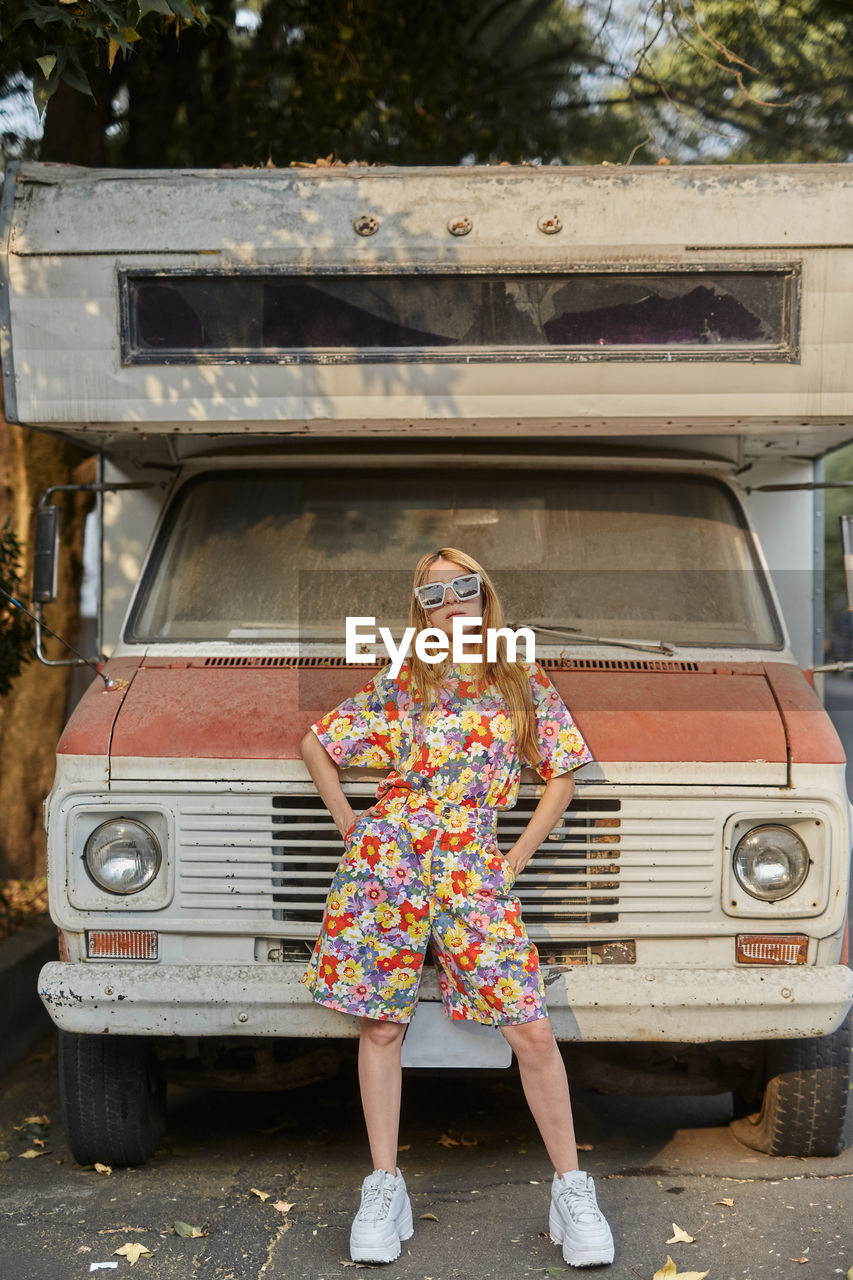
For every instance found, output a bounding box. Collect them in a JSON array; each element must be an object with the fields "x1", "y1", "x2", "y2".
[
  {"x1": 735, "y1": 933, "x2": 808, "y2": 965},
  {"x1": 87, "y1": 929, "x2": 158, "y2": 960}
]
